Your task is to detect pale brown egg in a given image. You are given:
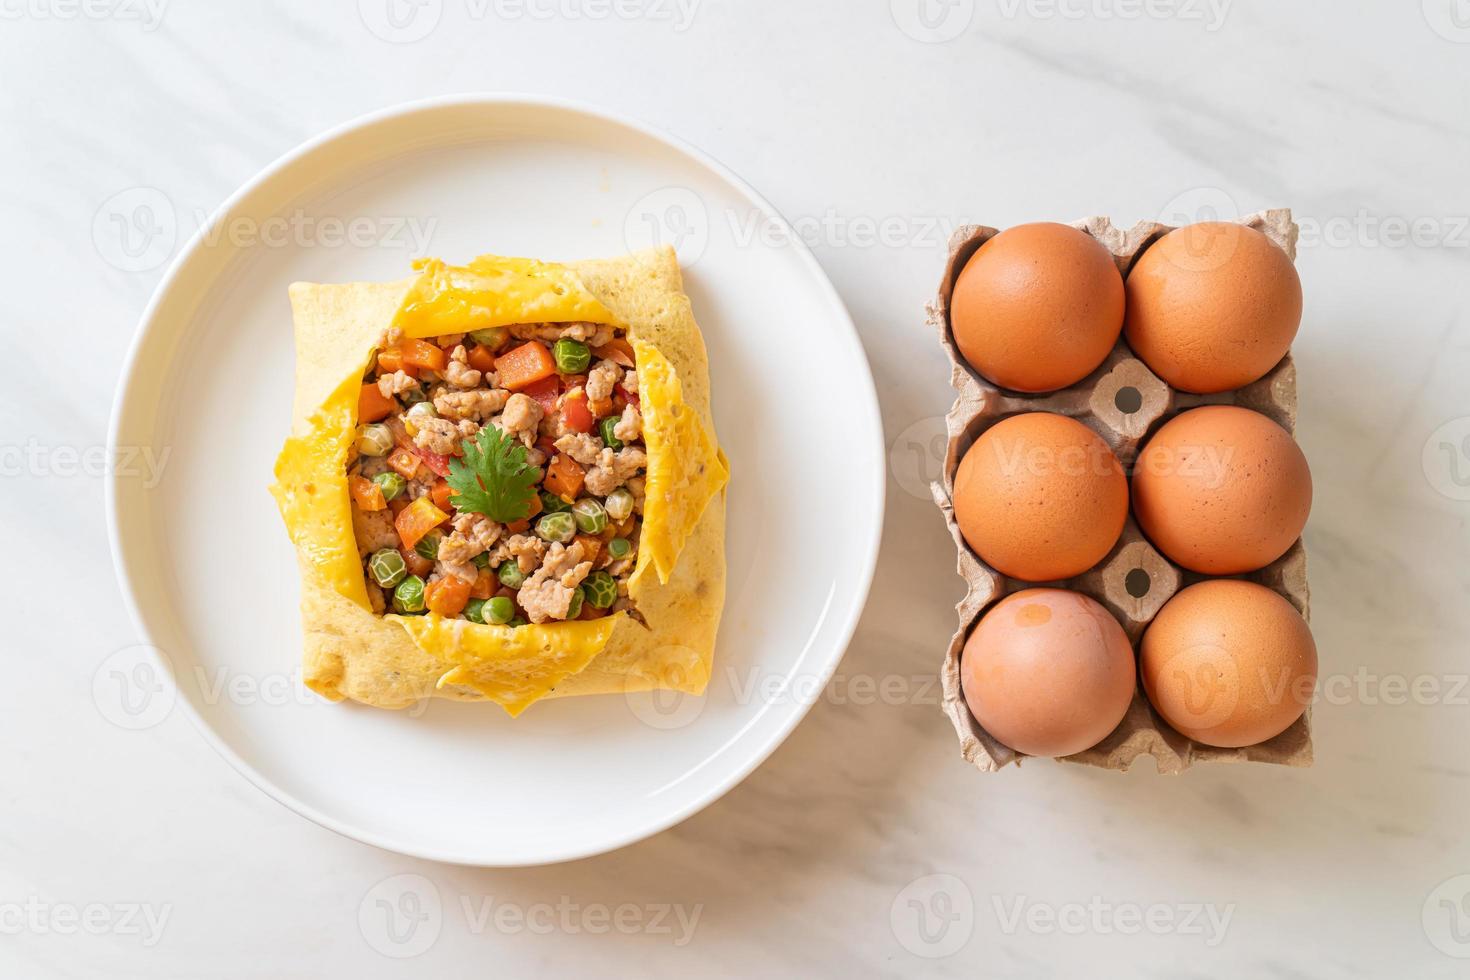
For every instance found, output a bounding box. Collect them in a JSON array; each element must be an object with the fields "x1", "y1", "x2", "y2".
[
  {"x1": 1124, "y1": 222, "x2": 1302, "y2": 394},
  {"x1": 950, "y1": 222, "x2": 1125, "y2": 393},
  {"x1": 961, "y1": 589, "x2": 1136, "y2": 758},
  {"x1": 953, "y1": 412, "x2": 1128, "y2": 581},
  {"x1": 1141, "y1": 580, "x2": 1316, "y2": 748},
  {"x1": 1132, "y1": 406, "x2": 1310, "y2": 575}
]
